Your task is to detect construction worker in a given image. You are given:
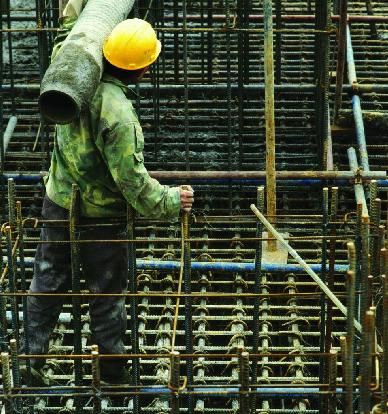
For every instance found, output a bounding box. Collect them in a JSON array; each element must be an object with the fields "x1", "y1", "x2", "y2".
[{"x1": 22, "y1": 12, "x2": 194, "y2": 385}]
